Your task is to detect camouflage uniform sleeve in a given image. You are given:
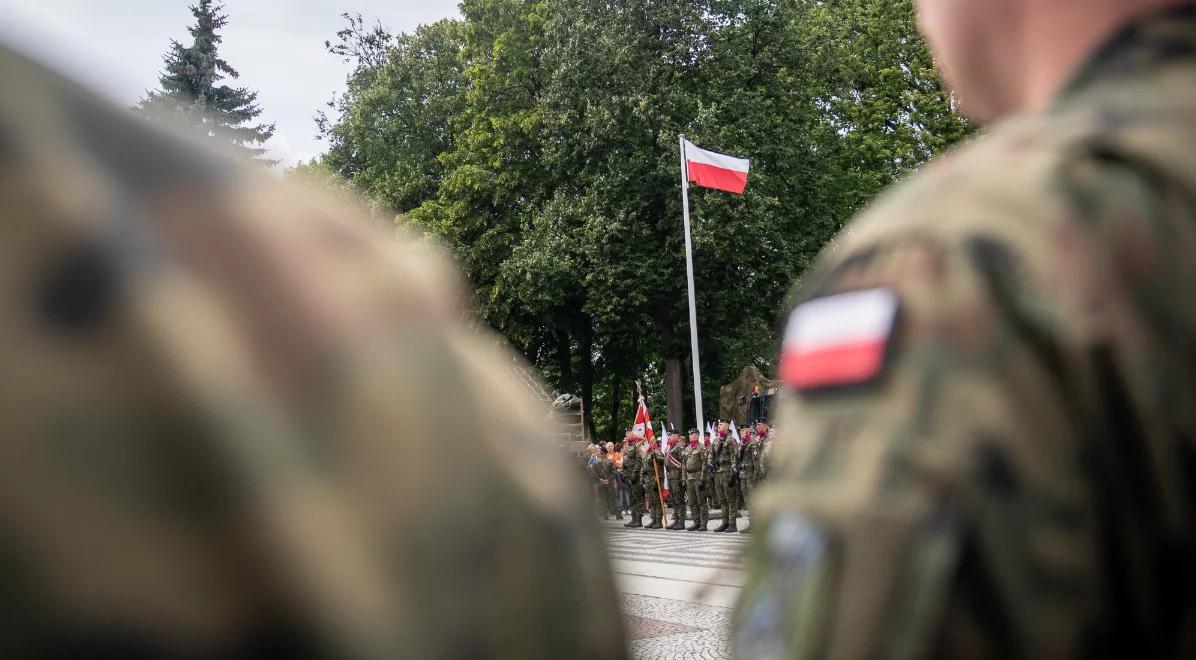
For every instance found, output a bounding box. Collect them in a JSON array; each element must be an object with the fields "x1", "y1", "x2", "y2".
[
  {"x1": 736, "y1": 145, "x2": 1195, "y2": 658},
  {"x1": 0, "y1": 49, "x2": 625, "y2": 660}
]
